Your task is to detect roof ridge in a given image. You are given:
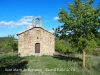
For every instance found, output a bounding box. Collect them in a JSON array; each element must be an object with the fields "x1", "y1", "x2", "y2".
[{"x1": 17, "y1": 27, "x2": 54, "y2": 36}]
